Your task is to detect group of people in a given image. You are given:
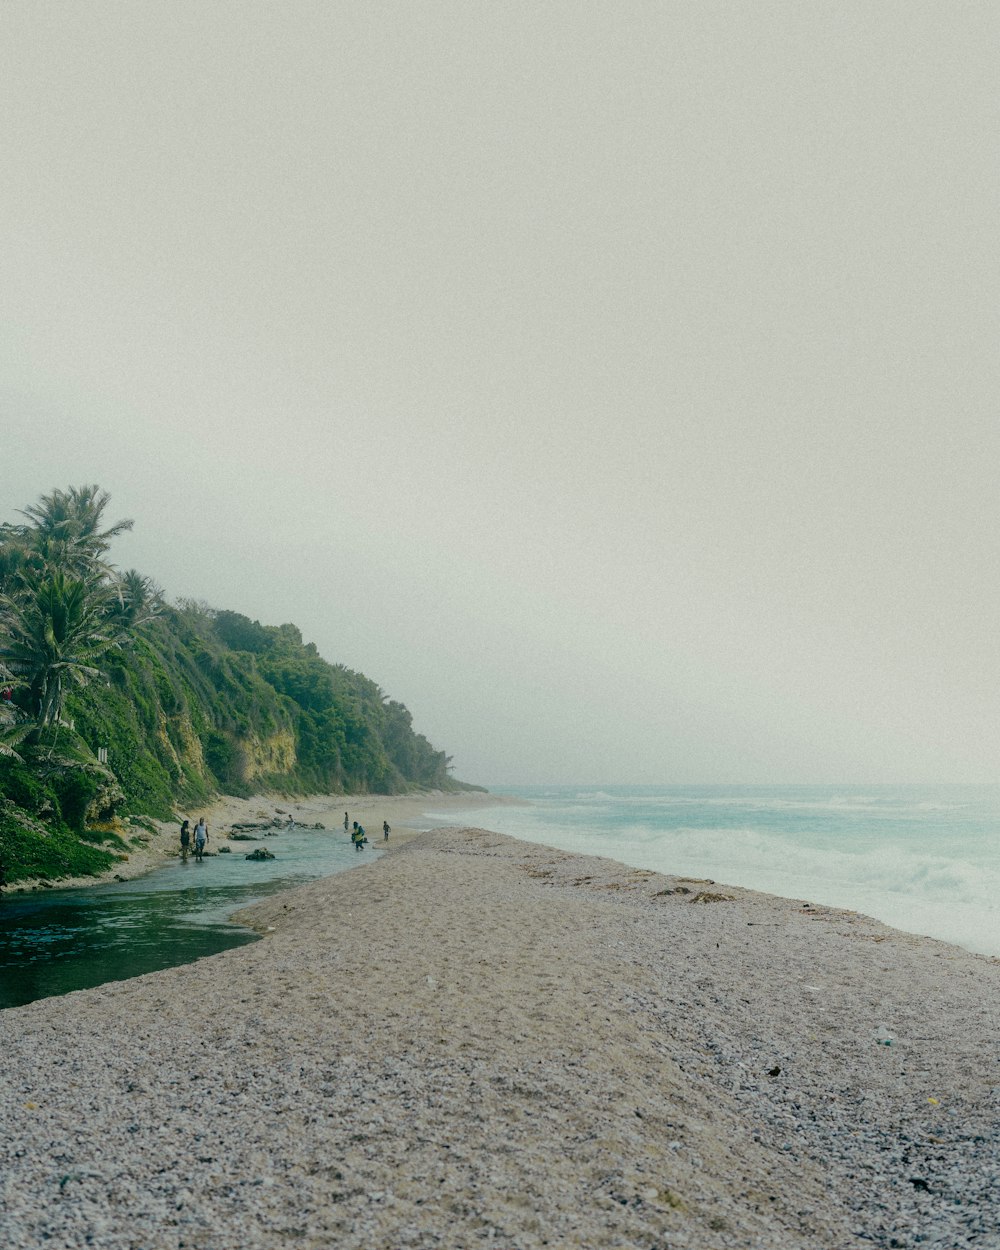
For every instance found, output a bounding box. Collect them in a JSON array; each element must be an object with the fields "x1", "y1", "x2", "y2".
[
  {"x1": 180, "y1": 811, "x2": 391, "y2": 859},
  {"x1": 179, "y1": 818, "x2": 209, "y2": 860},
  {"x1": 344, "y1": 811, "x2": 390, "y2": 851}
]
